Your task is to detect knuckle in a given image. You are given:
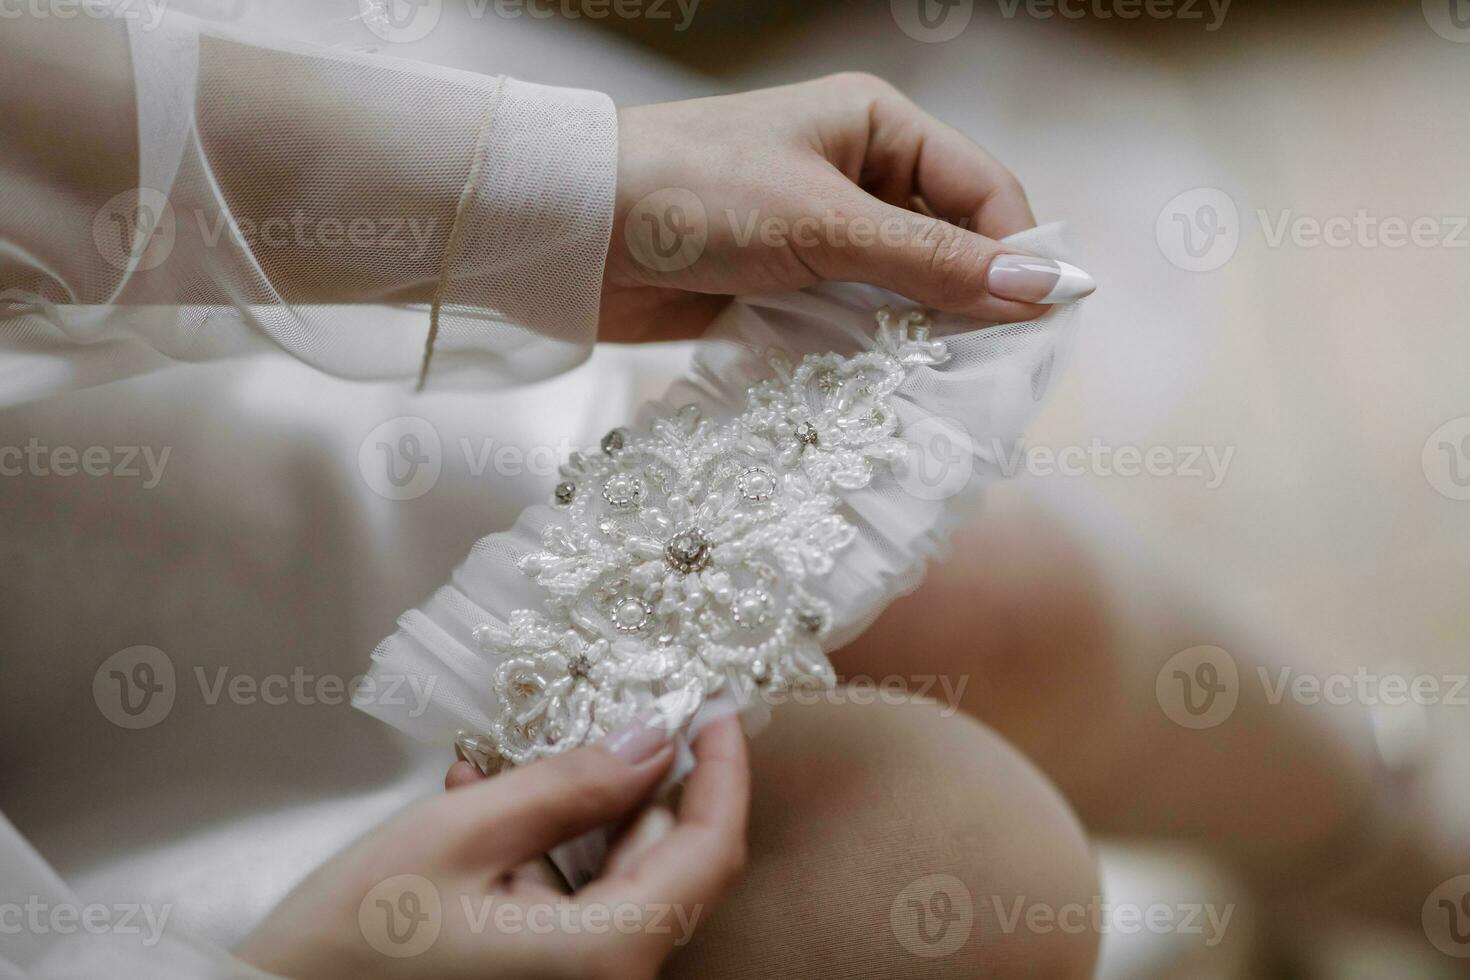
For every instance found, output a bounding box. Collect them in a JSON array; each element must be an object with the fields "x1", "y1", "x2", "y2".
[
  {"x1": 919, "y1": 224, "x2": 987, "y2": 304},
  {"x1": 548, "y1": 751, "x2": 628, "y2": 816}
]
